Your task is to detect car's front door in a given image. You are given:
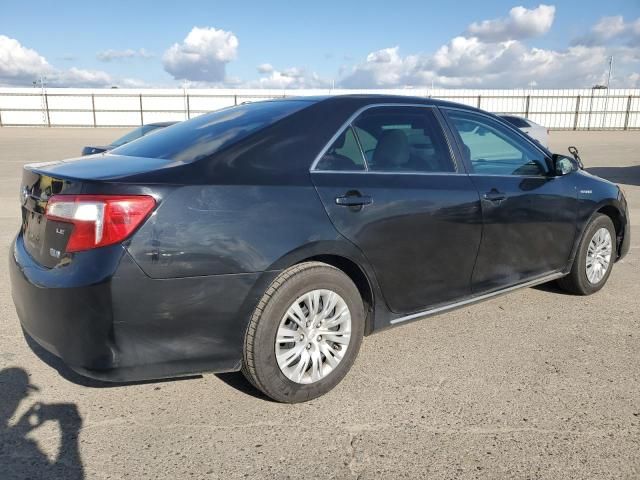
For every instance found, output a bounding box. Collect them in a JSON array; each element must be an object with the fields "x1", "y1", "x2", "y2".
[
  {"x1": 442, "y1": 108, "x2": 578, "y2": 294},
  {"x1": 311, "y1": 105, "x2": 483, "y2": 315}
]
